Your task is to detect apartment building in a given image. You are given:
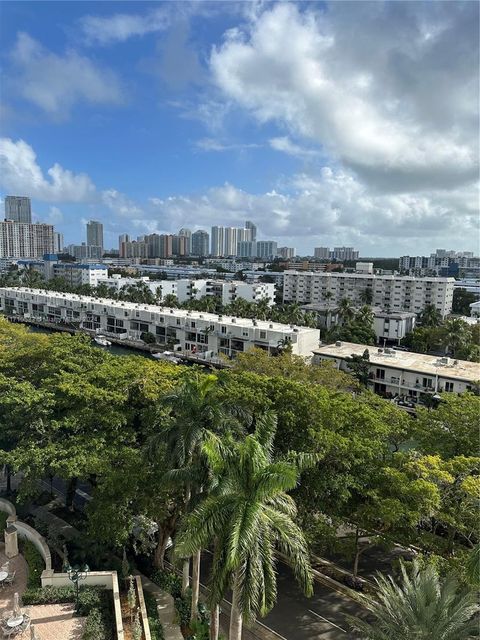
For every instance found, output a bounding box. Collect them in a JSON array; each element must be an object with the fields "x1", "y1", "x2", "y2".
[
  {"x1": 256, "y1": 241, "x2": 278, "y2": 259},
  {"x1": 97, "y1": 275, "x2": 274, "y2": 305},
  {"x1": 4, "y1": 196, "x2": 32, "y2": 224},
  {"x1": 191, "y1": 230, "x2": 209, "y2": 256},
  {"x1": 53, "y1": 263, "x2": 107, "y2": 287},
  {"x1": 313, "y1": 341, "x2": 479, "y2": 401},
  {"x1": 0, "y1": 221, "x2": 55, "y2": 258},
  {"x1": 278, "y1": 247, "x2": 296, "y2": 259},
  {"x1": 66, "y1": 243, "x2": 103, "y2": 260},
  {"x1": 0, "y1": 288, "x2": 319, "y2": 358},
  {"x1": 283, "y1": 271, "x2": 454, "y2": 317},
  {"x1": 86, "y1": 221, "x2": 104, "y2": 250}
]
